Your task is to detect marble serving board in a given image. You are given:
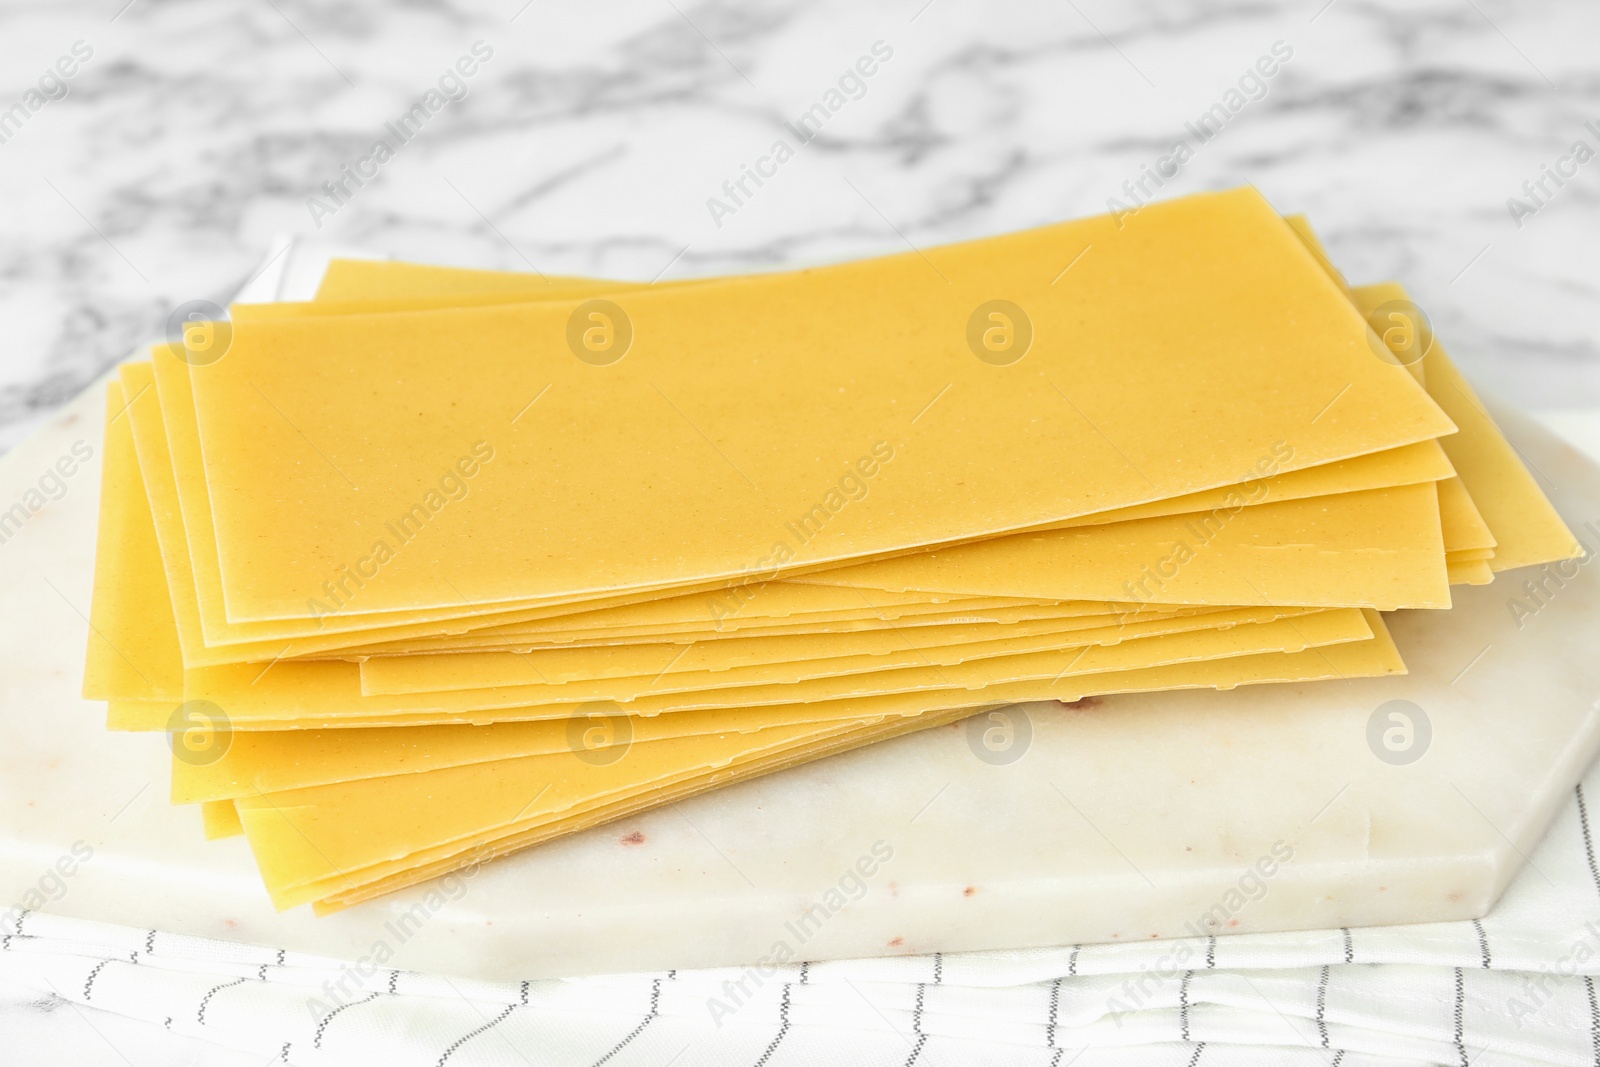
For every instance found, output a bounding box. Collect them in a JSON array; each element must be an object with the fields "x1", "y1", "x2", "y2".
[{"x1": 4, "y1": 345, "x2": 1600, "y2": 982}]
